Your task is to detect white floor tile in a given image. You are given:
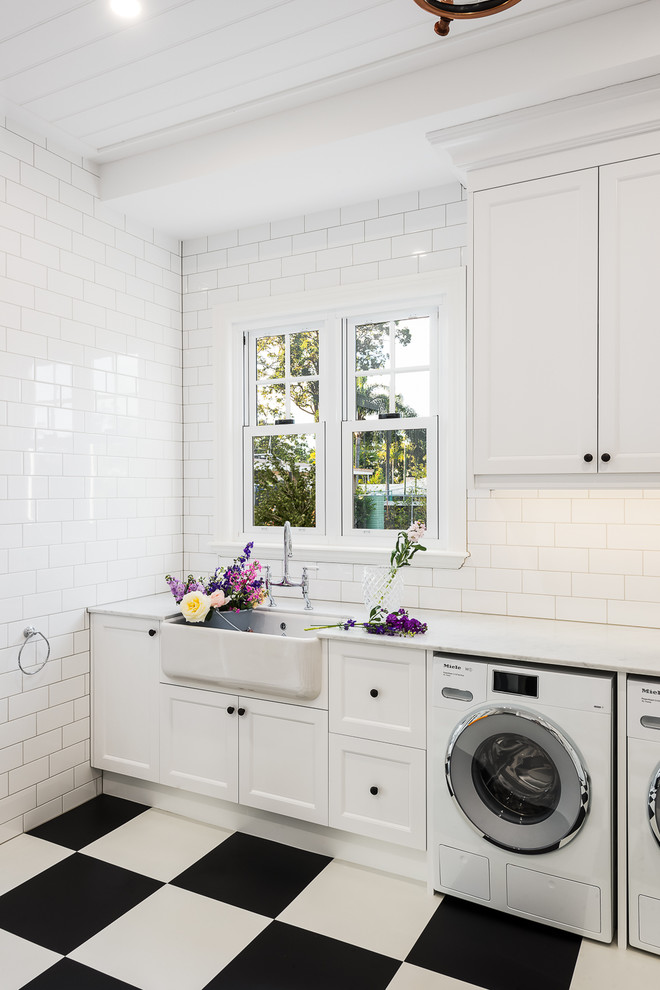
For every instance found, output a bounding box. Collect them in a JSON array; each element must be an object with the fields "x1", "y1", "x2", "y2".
[
  {"x1": 387, "y1": 962, "x2": 476, "y2": 989},
  {"x1": 80, "y1": 808, "x2": 232, "y2": 881},
  {"x1": 570, "y1": 937, "x2": 660, "y2": 988},
  {"x1": 0, "y1": 928, "x2": 62, "y2": 990},
  {"x1": 0, "y1": 834, "x2": 73, "y2": 896},
  {"x1": 278, "y1": 860, "x2": 441, "y2": 959},
  {"x1": 69, "y1": 883, "x2": 270, "y2": 990}
]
